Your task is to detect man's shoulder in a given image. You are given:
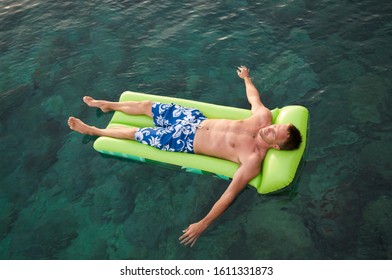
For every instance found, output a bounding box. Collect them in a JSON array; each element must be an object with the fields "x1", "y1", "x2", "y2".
[
  {"x1": 238, "y1": 151, "x2": 264, "y2": 178},
  {"x1": 253, "y1": 105, "x2": 272, "y2": 115},
  {"x1": 239, "y1": 148, "x2": 265, "y2": 166},
  {"x1": 246, "y1": 106, "x2": 272, "y2": 126}
]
